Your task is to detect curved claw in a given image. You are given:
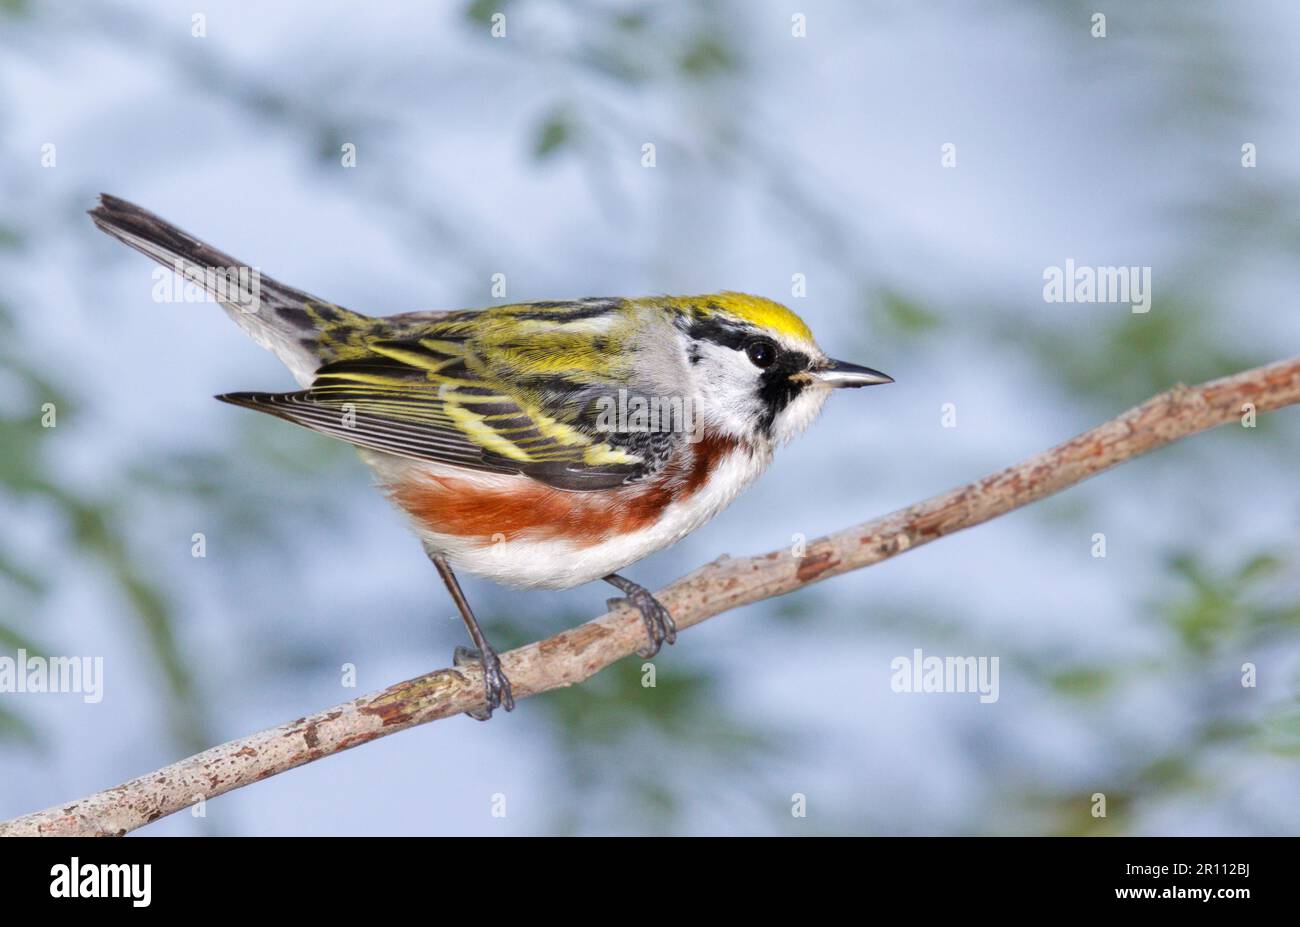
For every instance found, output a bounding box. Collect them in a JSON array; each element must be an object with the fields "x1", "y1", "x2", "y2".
[
  {"x1": 453, "y1": 645, "x2": 515, "y2": 720},
  {"x1": 605, "y1": 580, "x2": 678, "y2": 659}
]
